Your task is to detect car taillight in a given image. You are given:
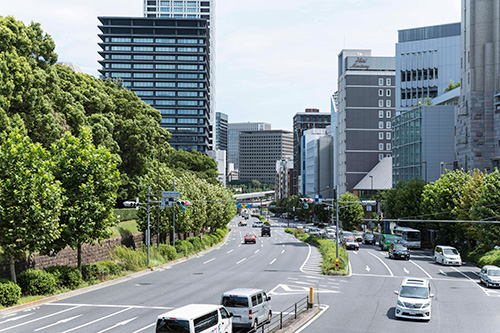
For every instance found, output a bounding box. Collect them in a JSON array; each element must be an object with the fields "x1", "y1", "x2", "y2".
[{"x1": 249, "y1": 309, "x2": 252, "y2": 319}]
